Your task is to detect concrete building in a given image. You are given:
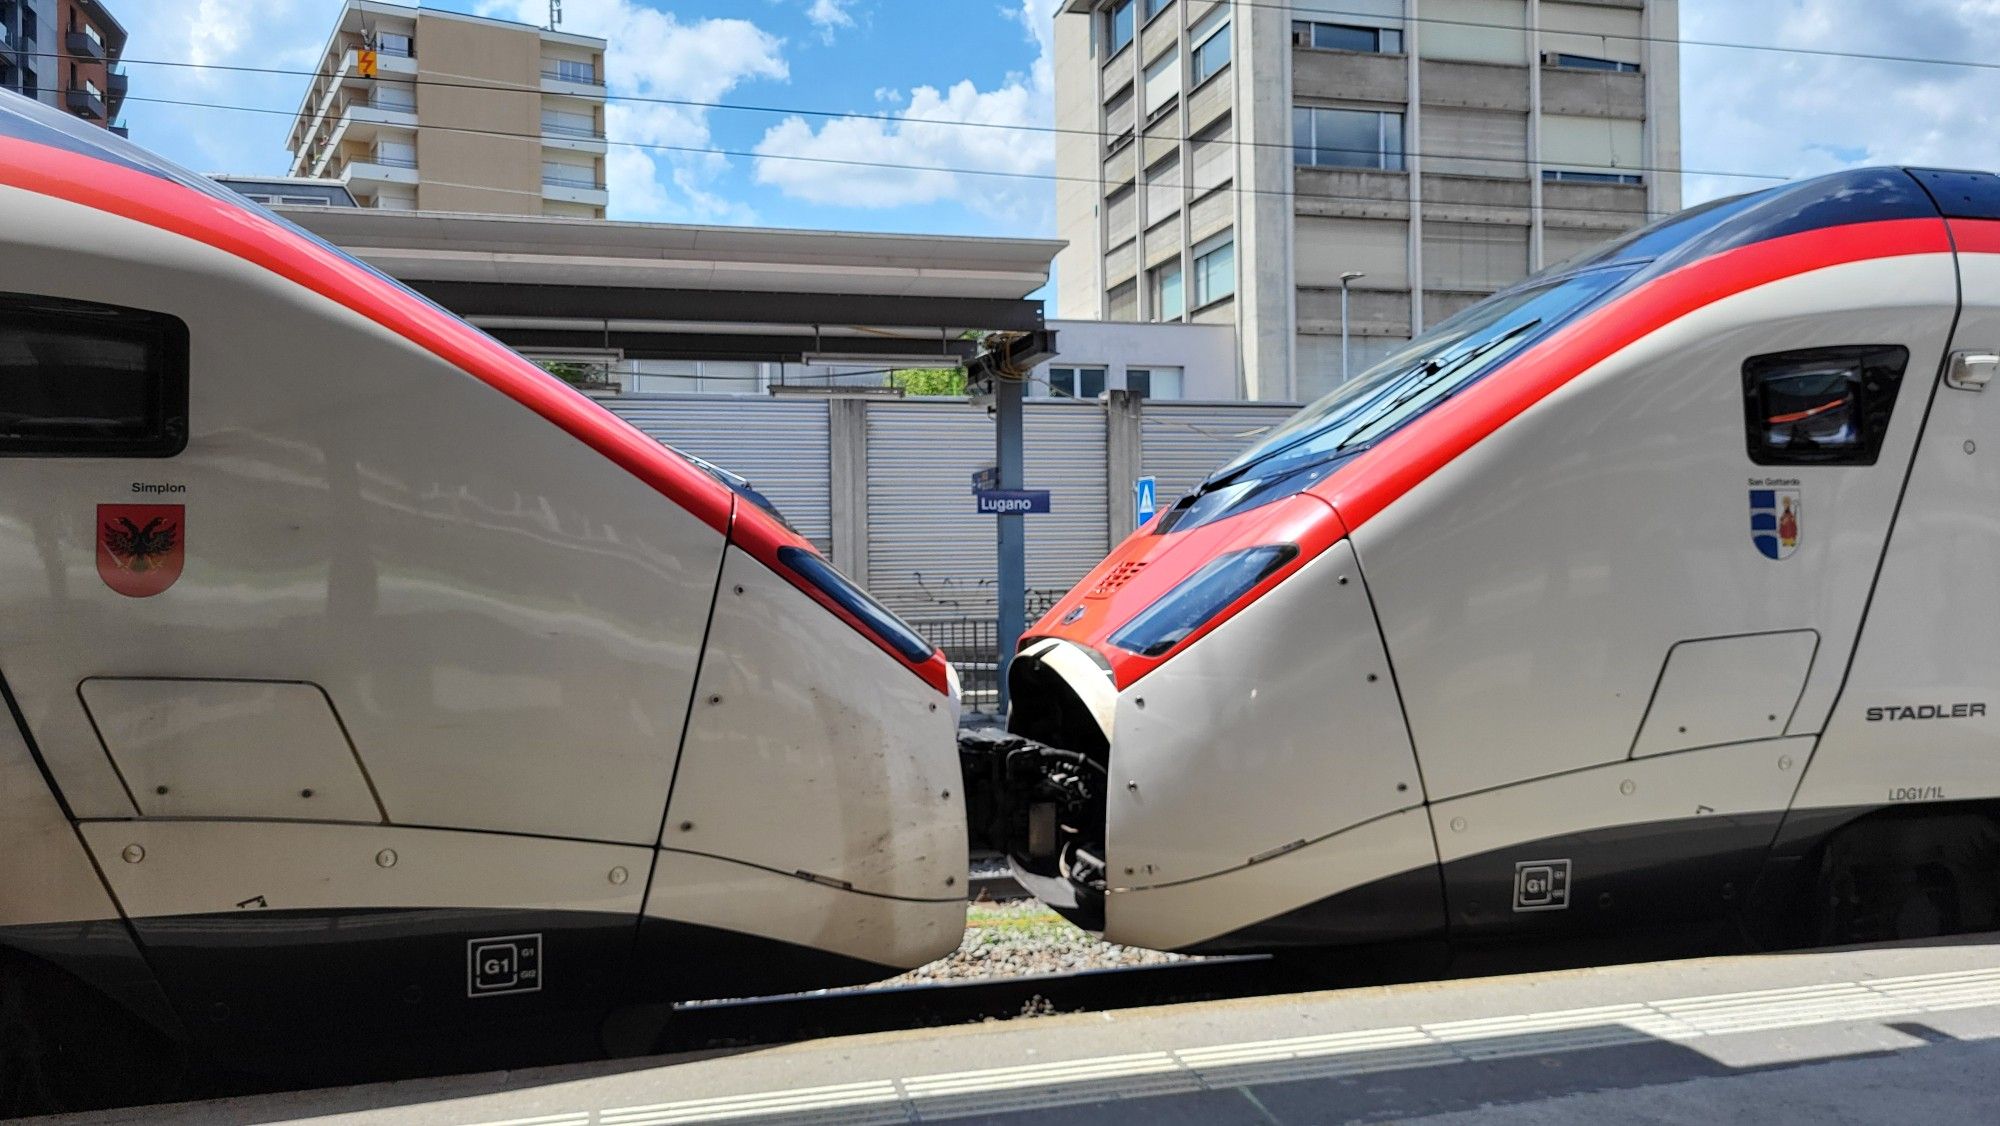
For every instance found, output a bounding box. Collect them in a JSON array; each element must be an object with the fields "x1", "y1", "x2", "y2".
[
  {"x1": 287, "y1": 1, "x2": 608, "y2": 217},
  {"x1": 1029, "y1": 318, "x2": 1238, "y2": 402},
  {"x1": 0, "y1": 0, "x2": 125, "y2": 134},
  {"x1": 210, "y1": 176, "x2": 359, "y2": 208},
  {"x1": 1053, "y1": 0, "x2": 1681, "y2": 401}
]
